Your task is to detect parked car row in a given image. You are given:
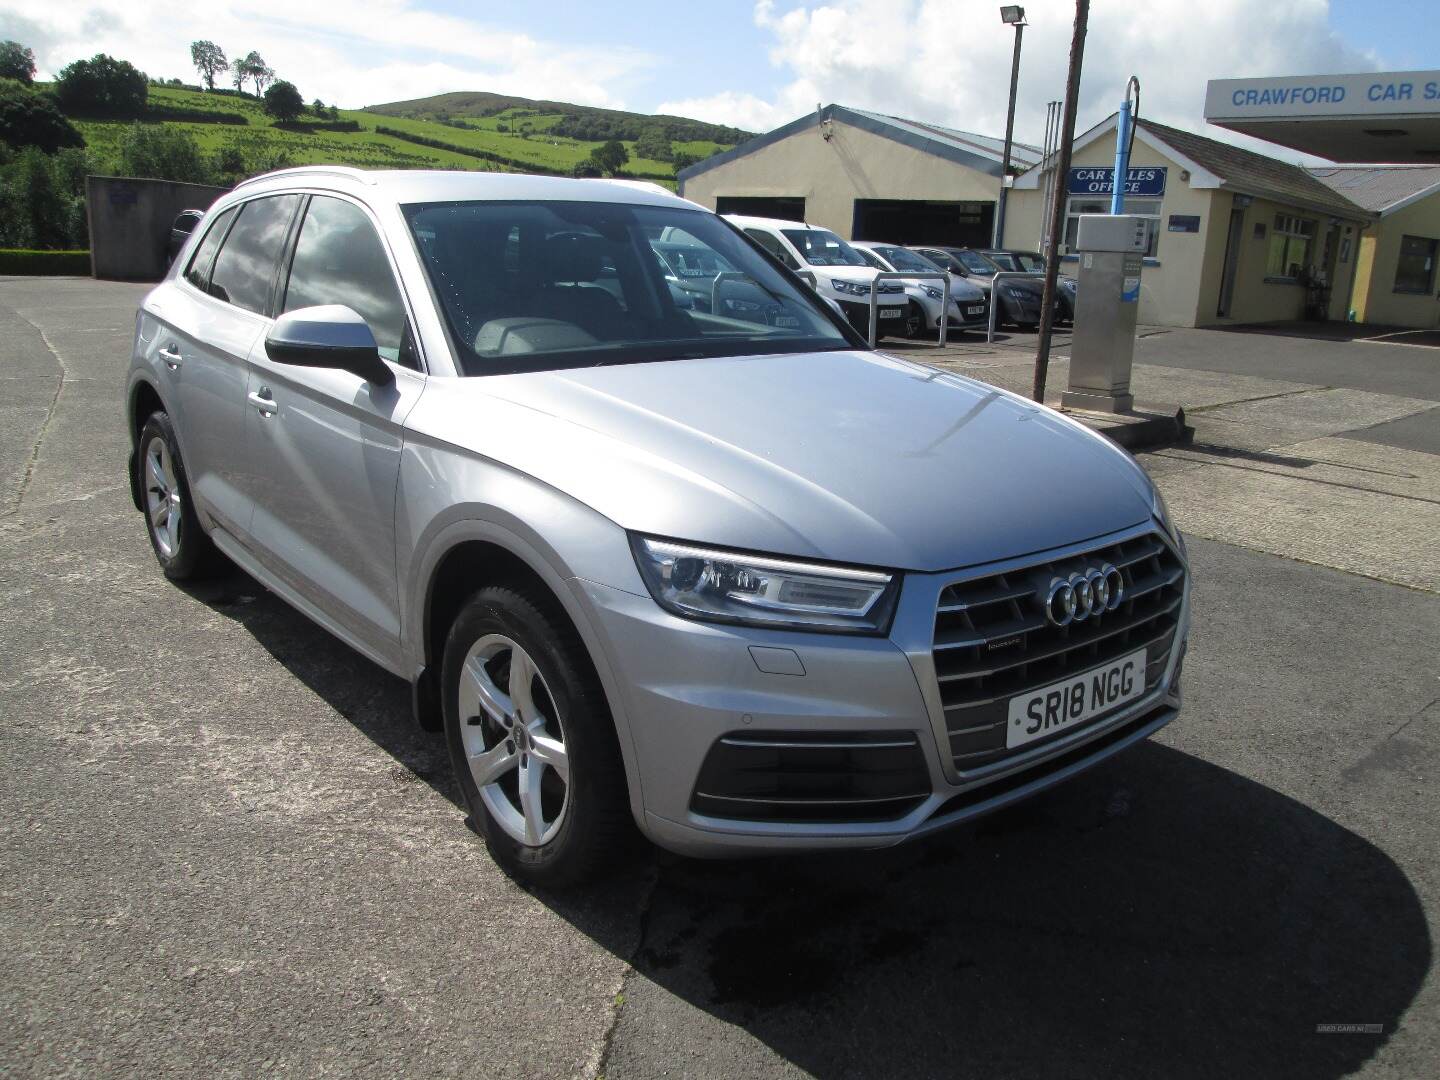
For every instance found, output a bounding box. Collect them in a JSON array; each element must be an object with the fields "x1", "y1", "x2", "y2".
[{"x1": 721, "y1": 214, "x2": 1075, "y2": 337}]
